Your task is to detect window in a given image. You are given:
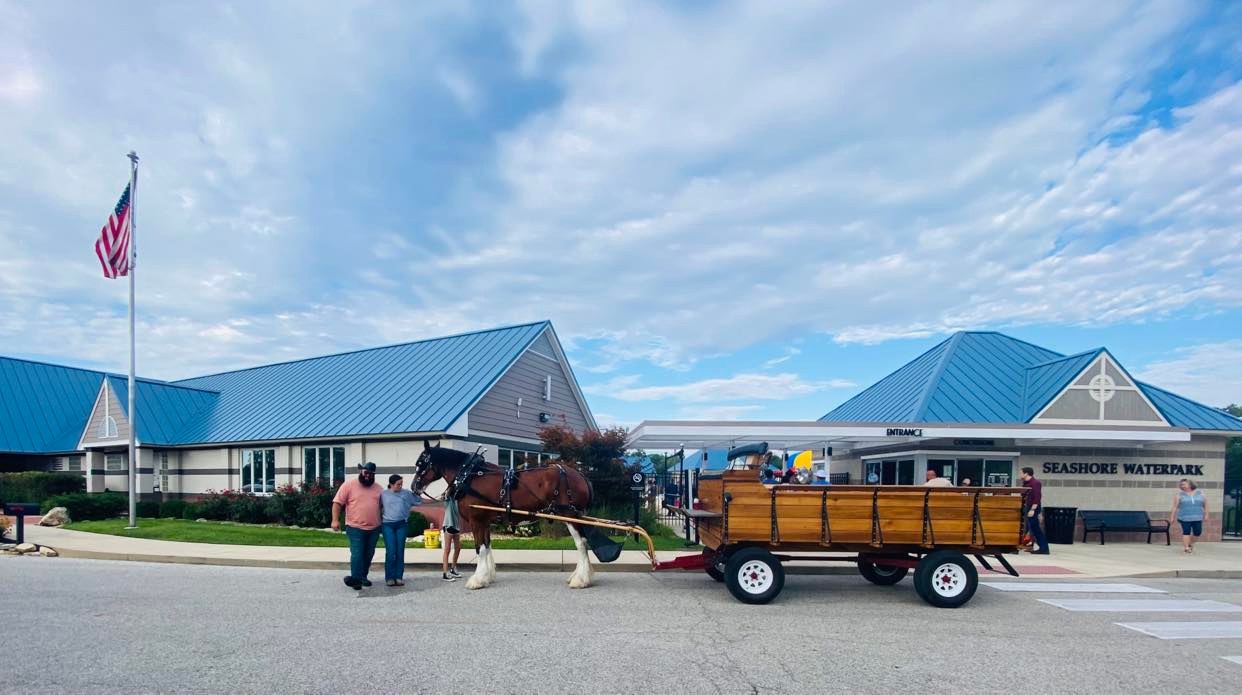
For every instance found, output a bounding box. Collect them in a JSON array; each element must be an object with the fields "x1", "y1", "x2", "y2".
[
  {"x1": 303, "y1": 446, "x2": 346, "y2": 486},
  {"x1": 543, "y1": 375, "x2": 552, "y2": 401},
  {"x1": 158, "y1": 452, "x2": 171, "y2": 492},
  {"x1": 498, "y1": 447, "x2": 551, "y2": 469},
  {"x1": 865, "y1": 459, "x2": 915, "y2": 485},
  {"x1": 105, "y1": 453, "x2": 125, "y2": 472},
  {"x1": 241, "y1": 449, "x2": 276, "y2": 494},
  {"x1": 67, "y1": 456, "x2": 83, "y2": 472},
  {"x1": 50, "y1": 457, "x2": 65, "y2": 471},
  {"x1": 984, "y1": 460, "x2": 1013, "y2": 487},
  {"x1": 100, "y1": 415, "x2": 118, "y2": 439}
]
